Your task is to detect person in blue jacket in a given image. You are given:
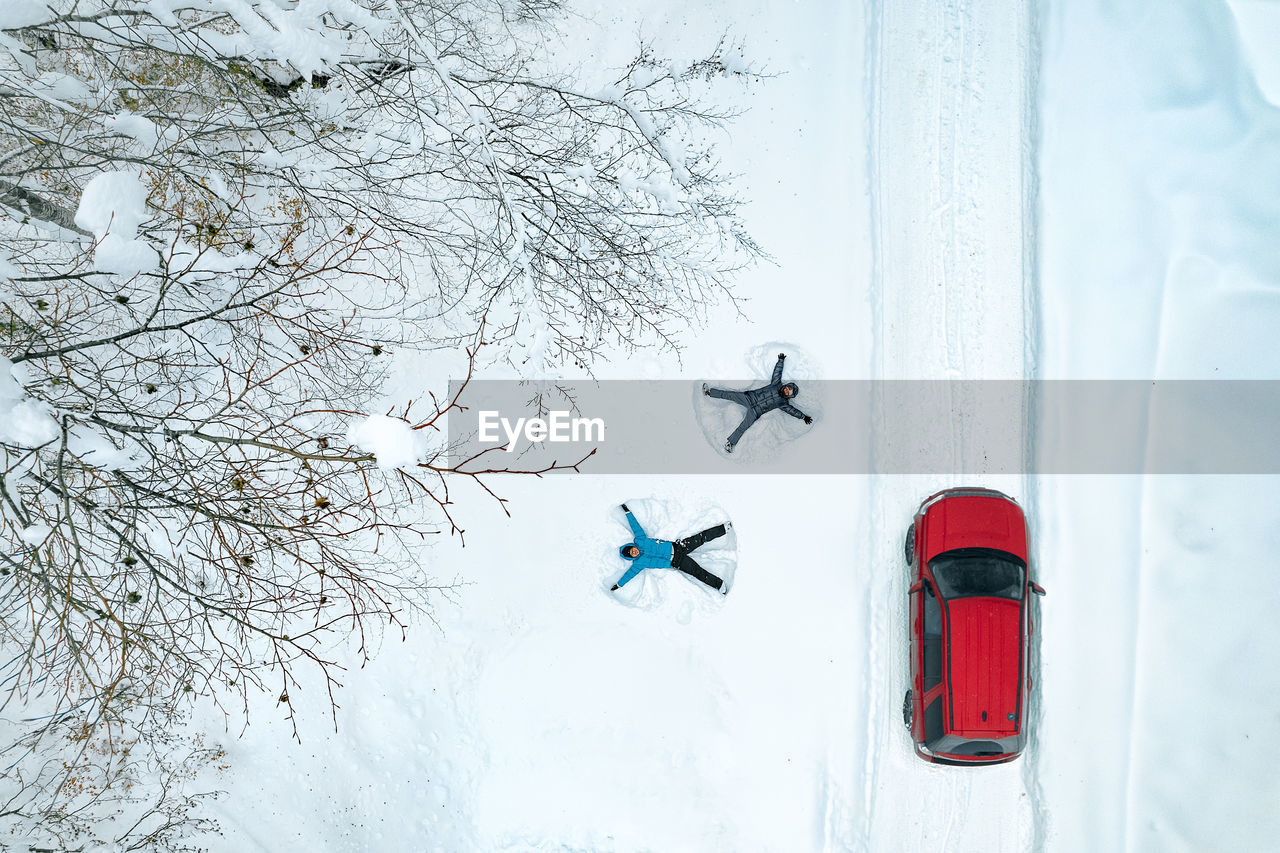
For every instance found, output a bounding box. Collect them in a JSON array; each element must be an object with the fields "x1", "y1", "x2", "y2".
[
  {"x1": 612, "y1": 503, "x2": 730, "y2": 593},
  {"x1": 704, "y1": 352, "x2": 813, "y2": 453}
]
